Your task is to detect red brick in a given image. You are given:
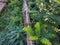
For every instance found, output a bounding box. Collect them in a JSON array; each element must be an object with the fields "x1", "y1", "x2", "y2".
[{"x1": 0, "y1": 2, "x2": 6, "y2": 13}]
